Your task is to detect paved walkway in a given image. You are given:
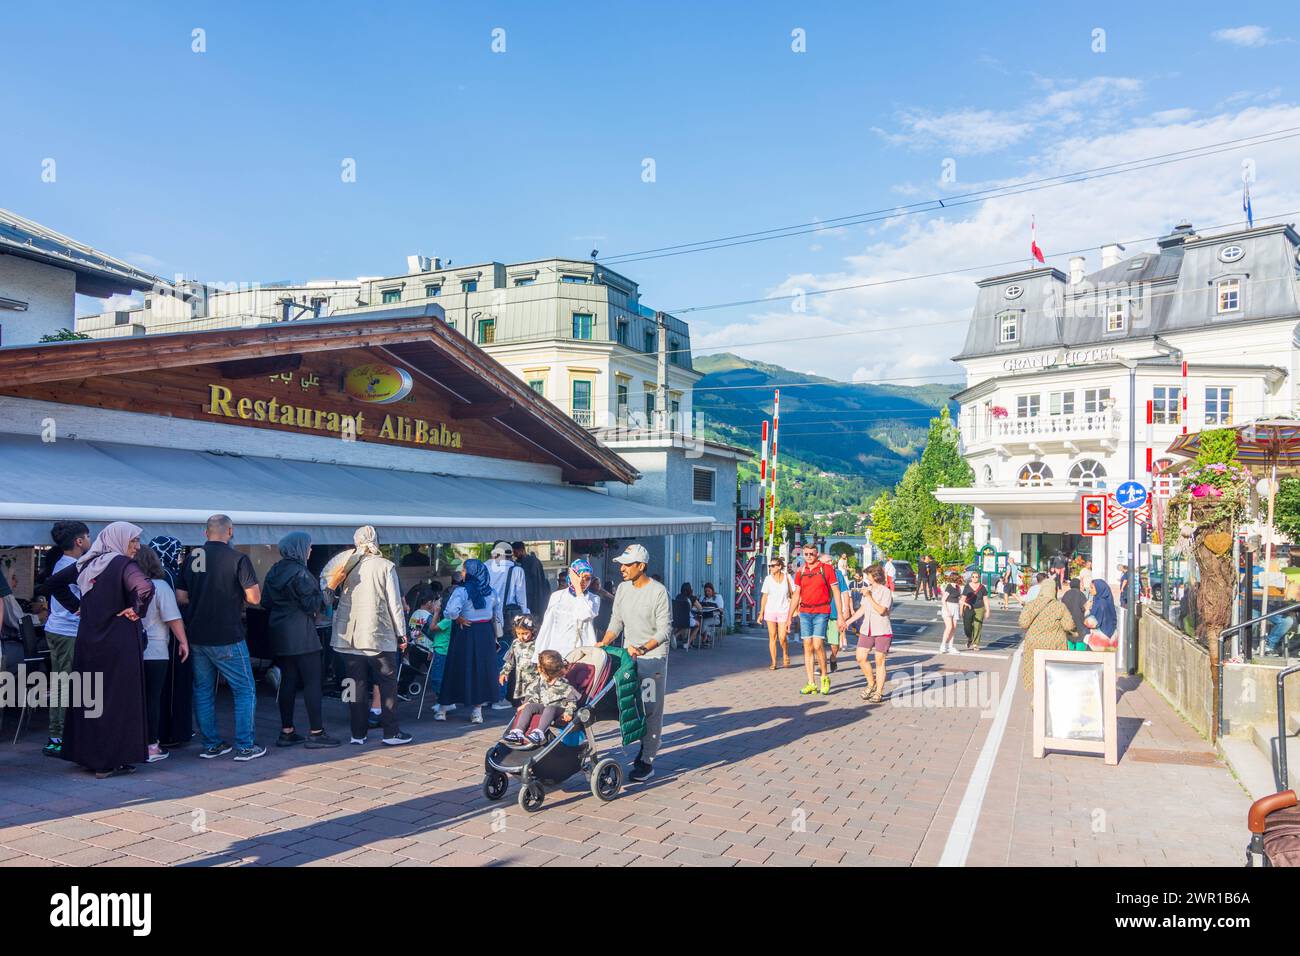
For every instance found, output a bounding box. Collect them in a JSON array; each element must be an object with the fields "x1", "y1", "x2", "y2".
[{"x1": 0, "y1": 606, "x2": 1252, "y2": 866}]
